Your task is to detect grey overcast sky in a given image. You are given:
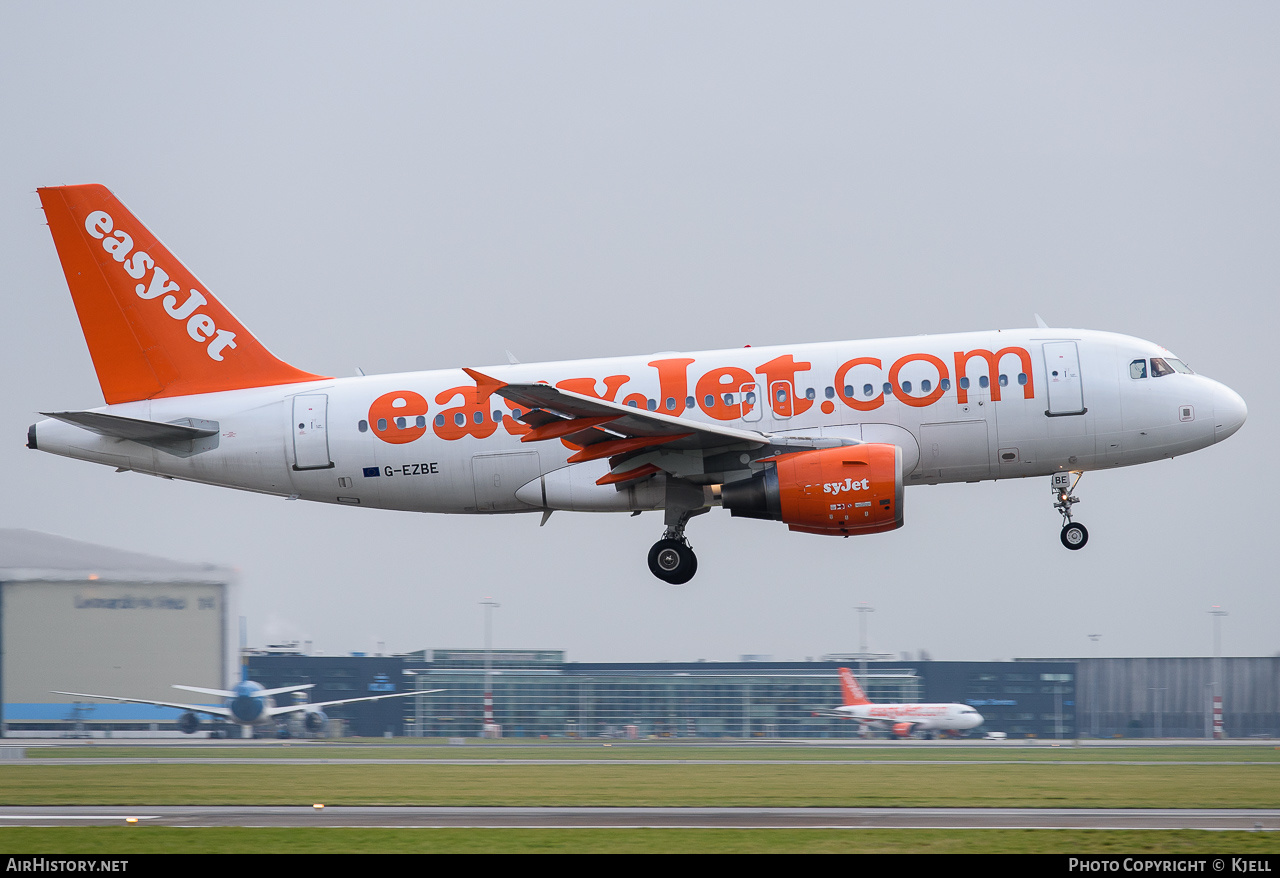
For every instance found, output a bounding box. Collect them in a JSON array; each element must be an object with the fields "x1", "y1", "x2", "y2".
[{"x1": 2, "y1": 2, "x2": 1274, "y2": 666}]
